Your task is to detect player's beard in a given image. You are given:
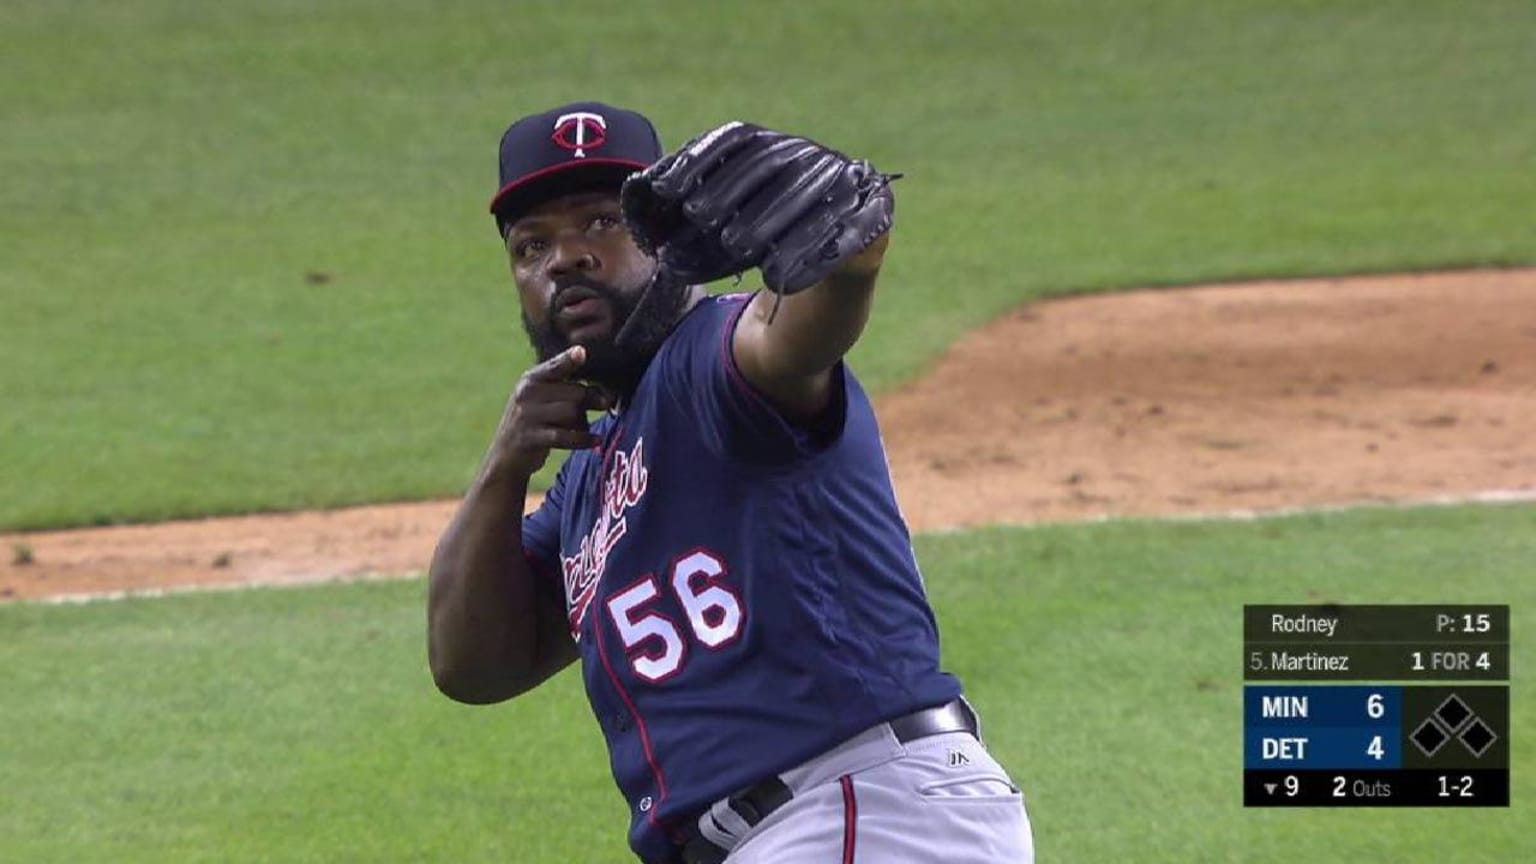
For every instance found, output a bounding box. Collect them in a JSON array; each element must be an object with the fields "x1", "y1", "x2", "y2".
[{"x1": 523, "y1": 271, "x2": 691, "y2": 397}]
